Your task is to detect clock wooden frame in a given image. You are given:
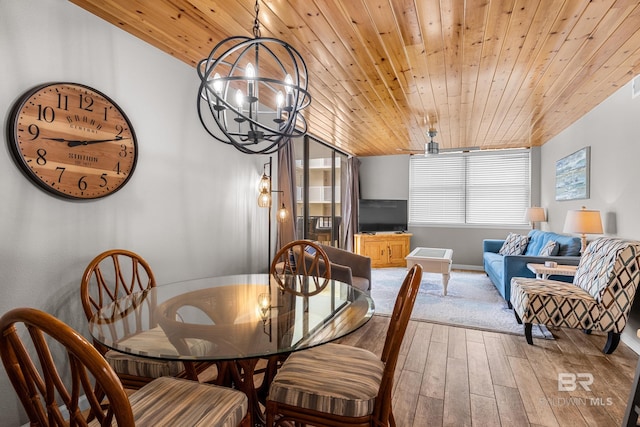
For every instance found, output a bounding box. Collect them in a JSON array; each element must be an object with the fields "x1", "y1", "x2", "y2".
[{"x1": 7, "y1": 82, "x2": 138, "y2": 200}]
